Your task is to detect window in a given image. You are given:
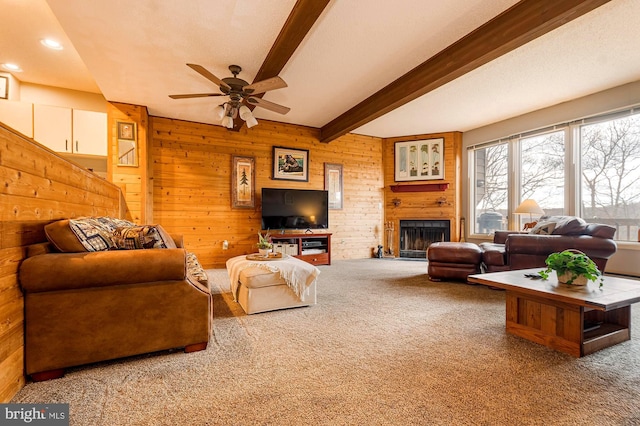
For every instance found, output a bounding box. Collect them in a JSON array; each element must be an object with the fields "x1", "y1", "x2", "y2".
[
  {"x1": 580, "y1": 113, "x2": 640, "y2": 240},
  {"x1": 469, "y1": 107, "x2": 640, "y2": 241},
  {"x1": 472, "y1": 142, "x2": 508, "y2": 234},
  {"x1": 519, "y1": 131, "x2": 565, "y2": 228}
]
